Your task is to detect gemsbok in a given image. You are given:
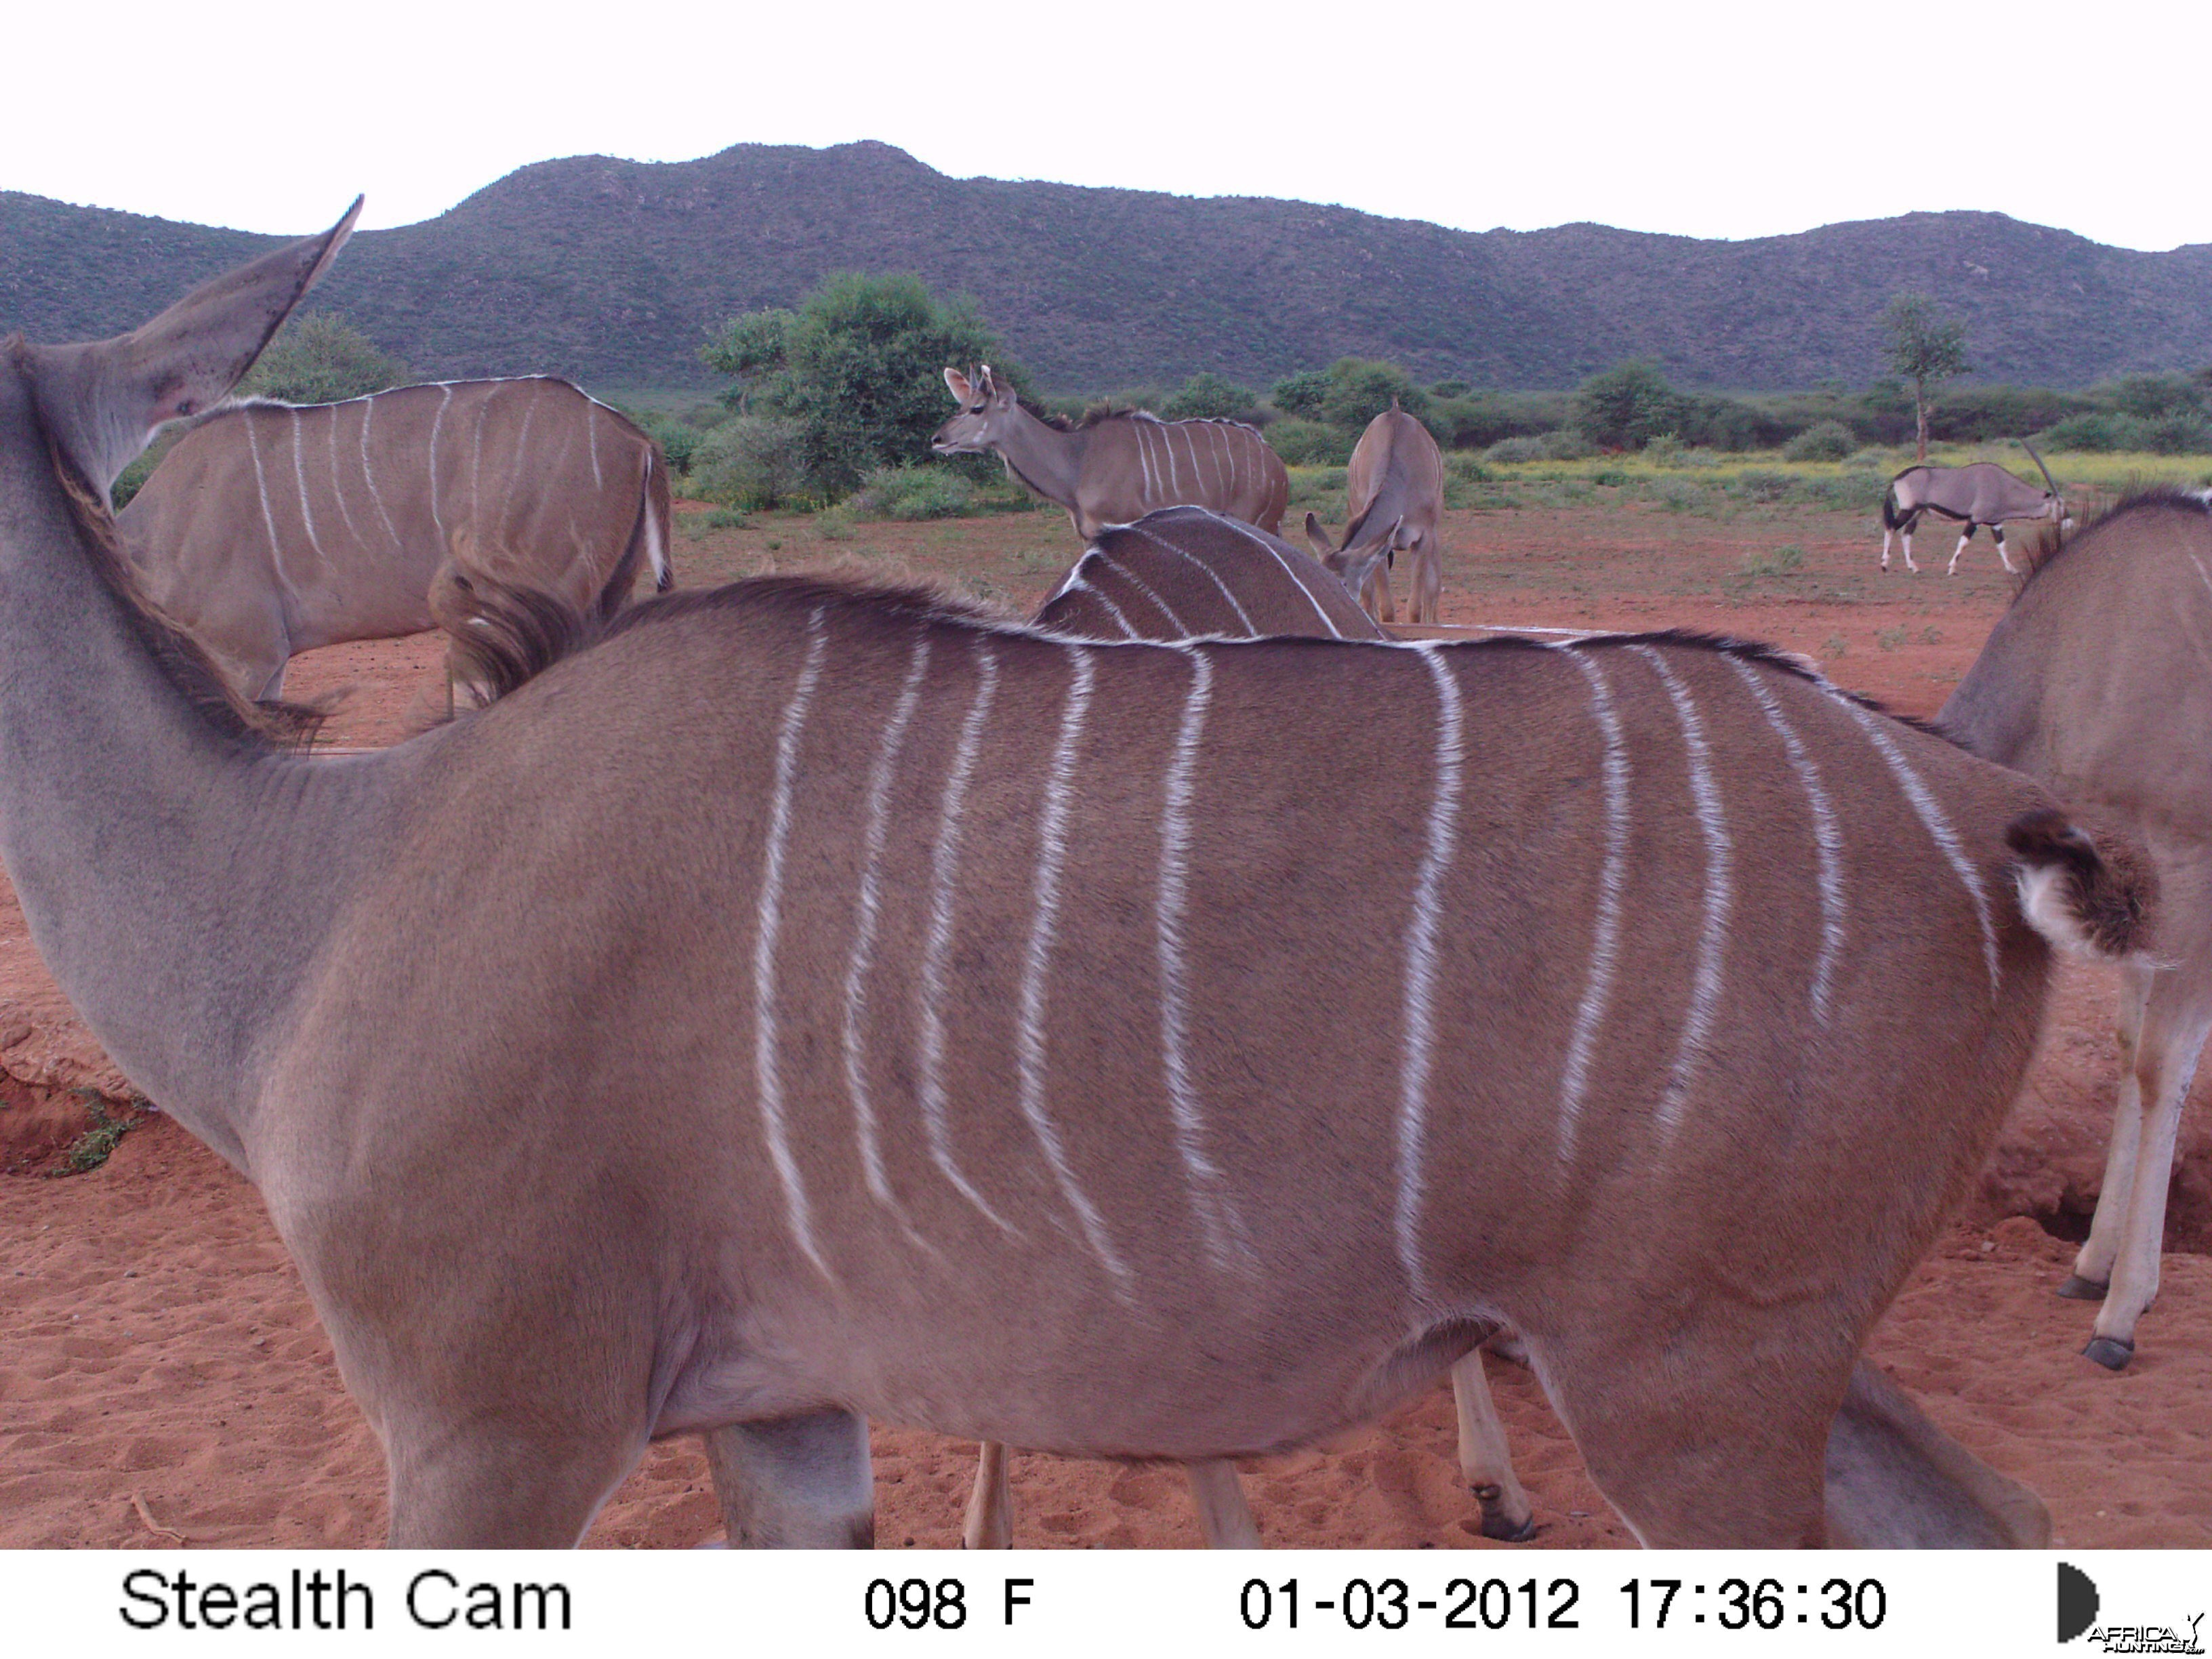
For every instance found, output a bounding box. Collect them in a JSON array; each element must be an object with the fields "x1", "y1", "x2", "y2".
[
  {"x1": 1880, "y1": 446, "x2": 2065, "y2": 576},
  {"x1": 117, "y1": 377, "x2": 672, "y2": 699},
  {"x1": 3, "y1": 207, "x2": 2141, "y2": 1549},
  {"x1": 1940, "y1": 489, "x2": 2207, "y2": 1371},
  {"x1": 1303, "y1": 400, "x2": 1446, "y2": 625},
  {"x1": 1033, "y1": 506, "x2": 1381, "y2": 643},
  {"x1": 933, "y1": 366, "x2": 1289, "y2": 541}
]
